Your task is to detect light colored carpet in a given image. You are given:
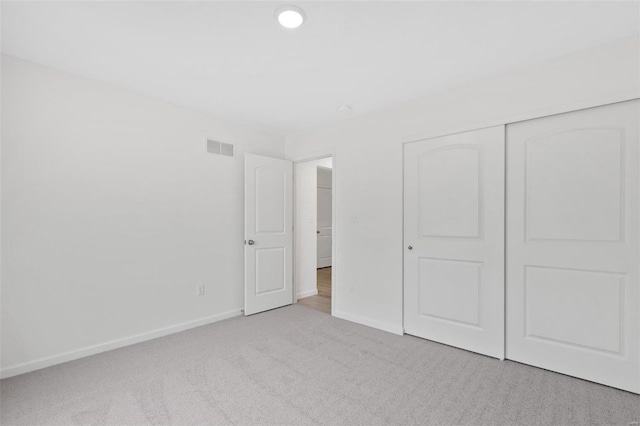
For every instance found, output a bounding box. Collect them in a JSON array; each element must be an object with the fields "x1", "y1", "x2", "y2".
[{"x1": 1, "y1": 304, "x2": 639, "y2": 425}]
